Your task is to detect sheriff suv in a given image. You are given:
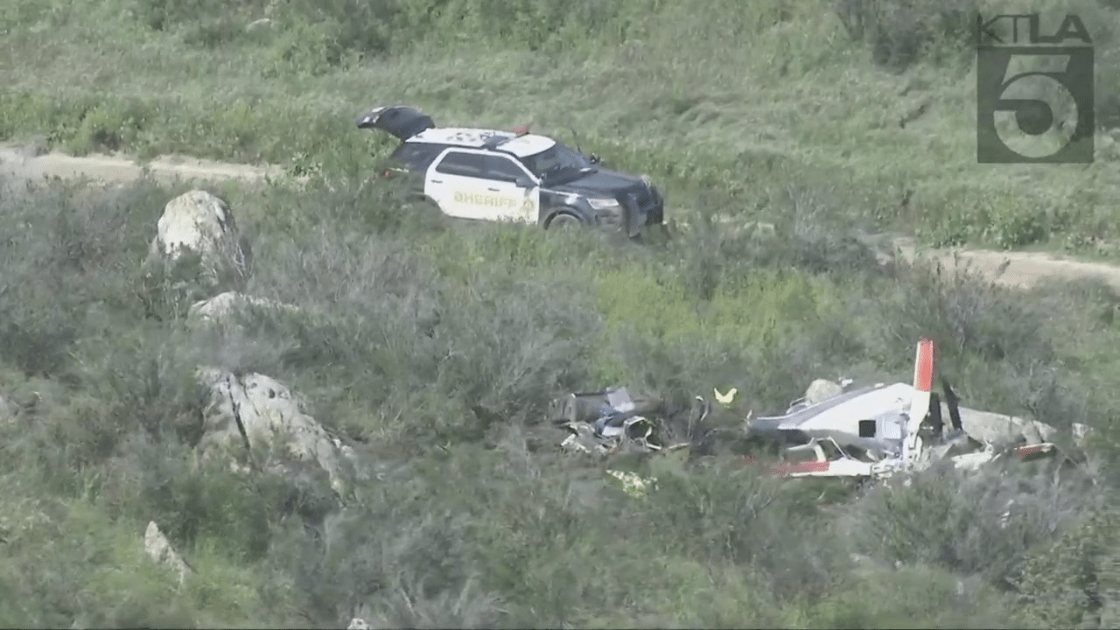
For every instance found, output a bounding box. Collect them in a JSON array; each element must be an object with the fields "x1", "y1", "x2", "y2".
[{"x1": 356, "y1": 105, "x2": 664, "y2": 237}]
